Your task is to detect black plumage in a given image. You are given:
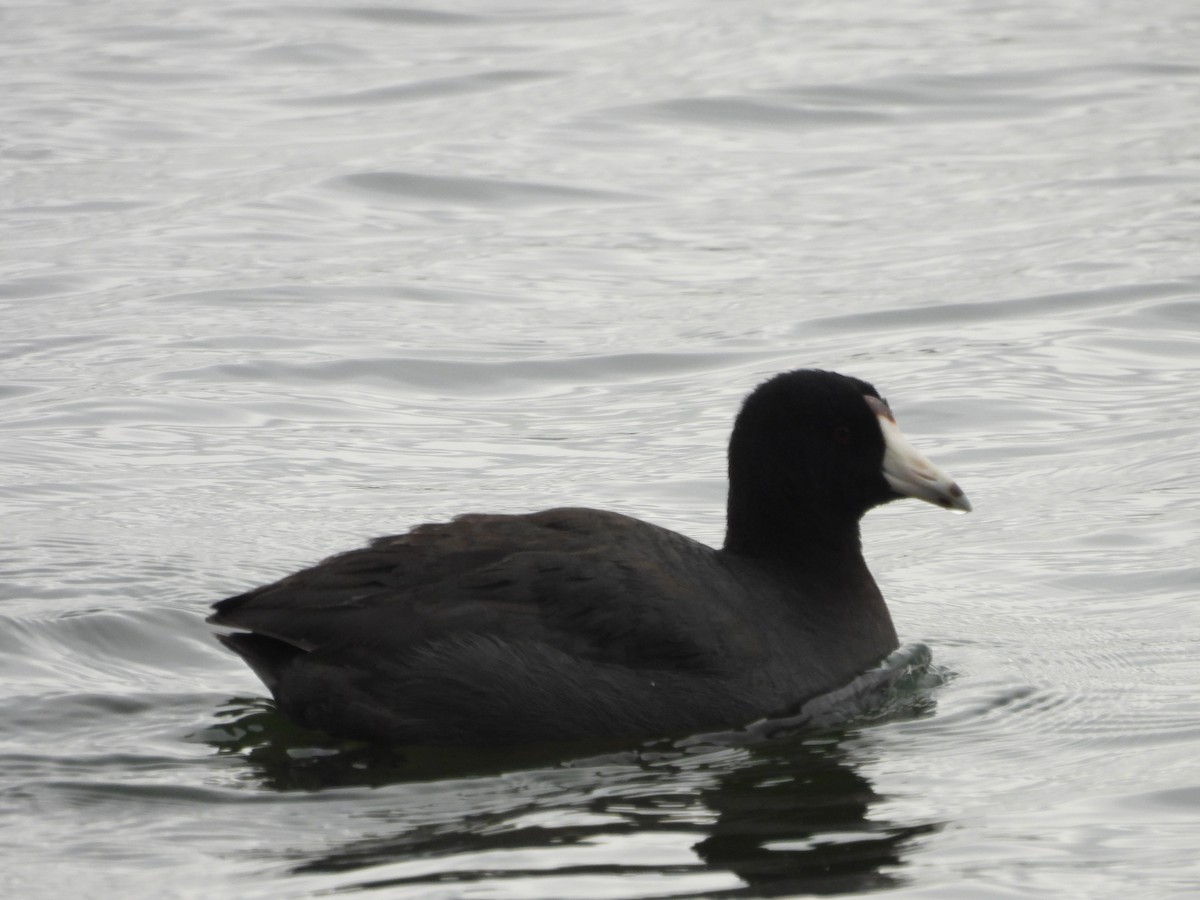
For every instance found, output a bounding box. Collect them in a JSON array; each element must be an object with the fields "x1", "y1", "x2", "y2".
[{"x1": 209, "y1": 369, "x2": 969, "y2": 745}]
